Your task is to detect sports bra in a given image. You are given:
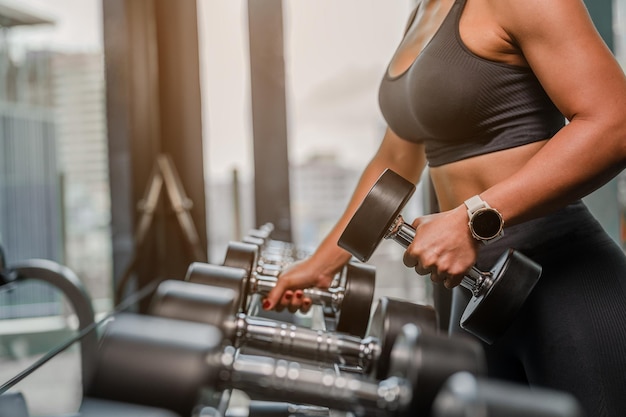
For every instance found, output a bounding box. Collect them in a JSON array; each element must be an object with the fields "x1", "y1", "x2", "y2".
[{"x1": 378, "y1": 0, "x2": 565, "y2": 167}]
